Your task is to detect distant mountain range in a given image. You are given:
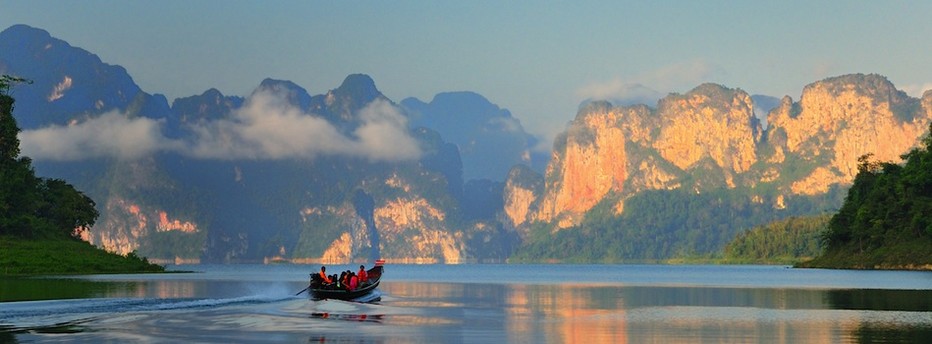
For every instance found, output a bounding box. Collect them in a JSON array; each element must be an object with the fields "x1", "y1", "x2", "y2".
[
  {"x1": 0, "y1": 24, "x2": 532, "y2": 263},
  {"x1": 3, "y1": 24, "x2": 930, "y2": 263}
]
